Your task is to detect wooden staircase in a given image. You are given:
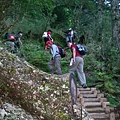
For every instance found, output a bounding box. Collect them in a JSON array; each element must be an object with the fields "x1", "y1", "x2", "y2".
[{"x1": 76, "y1": 86, "x2": 115, "y2": 120}]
